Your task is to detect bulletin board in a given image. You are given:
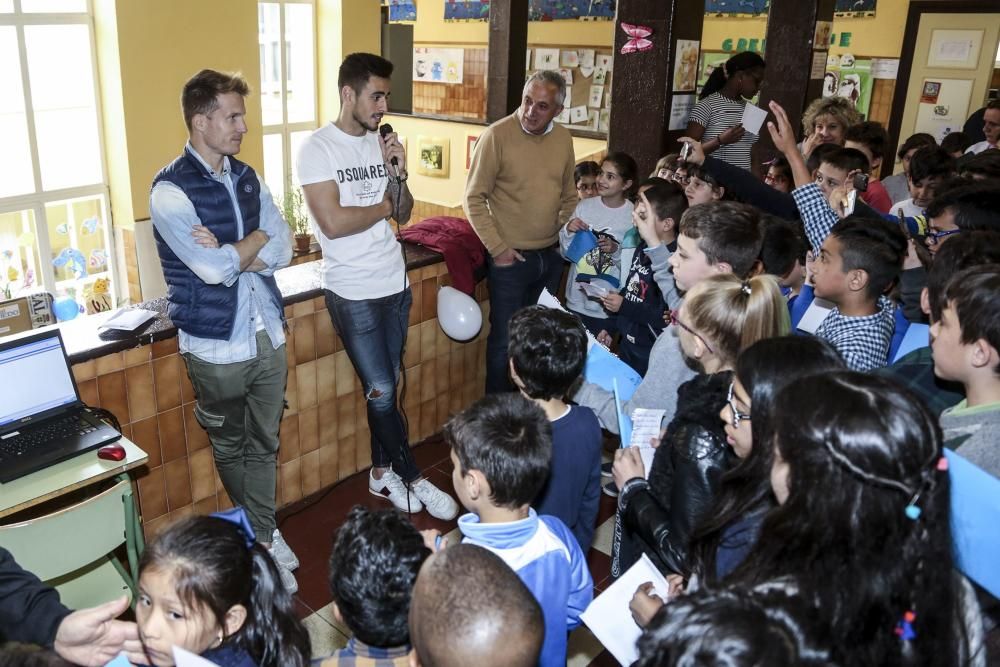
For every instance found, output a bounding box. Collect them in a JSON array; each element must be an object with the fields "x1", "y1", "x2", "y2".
[
  {"x1": 527, "y1": 44, "x2": 614, "y2": 134},
  {"x1": 914, "y1": 78, "x2": 974, "y2": 143}
]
